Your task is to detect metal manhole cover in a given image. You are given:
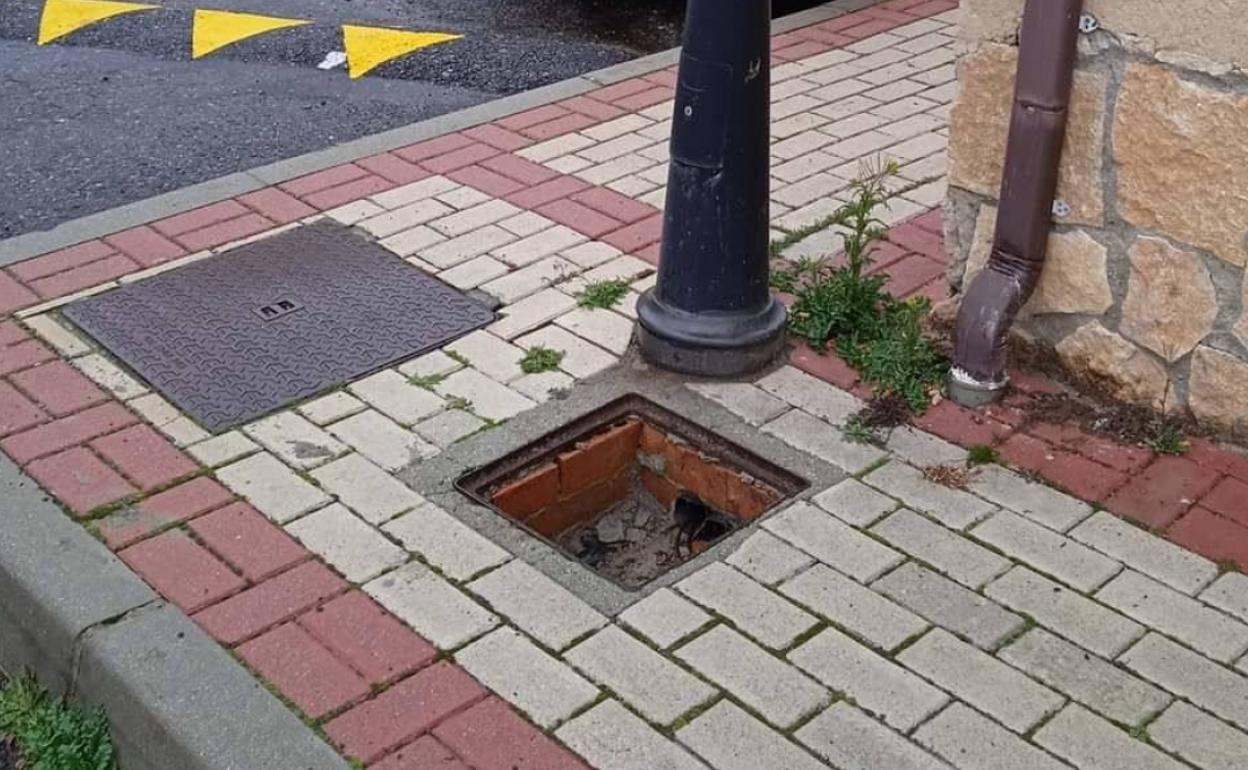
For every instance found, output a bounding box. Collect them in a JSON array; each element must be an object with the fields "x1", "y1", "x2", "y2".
[{"x1": 63, "y1": 221, "x2": 494, "y2": 432}]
